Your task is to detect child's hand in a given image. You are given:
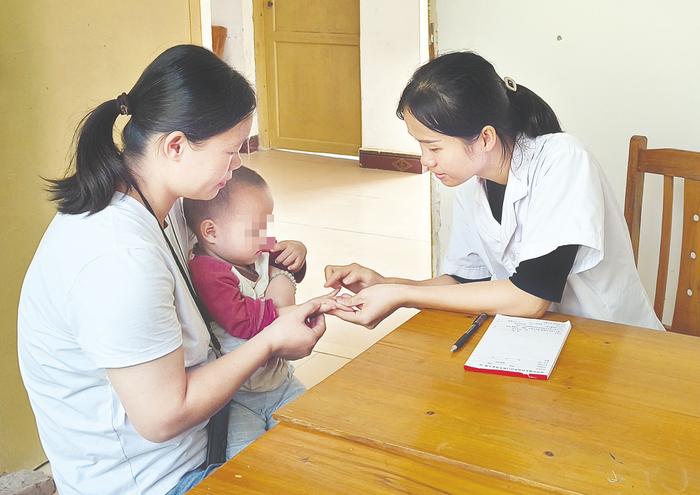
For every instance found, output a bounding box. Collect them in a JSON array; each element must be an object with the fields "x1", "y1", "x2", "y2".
[
  {"x1": 278, "y1": 289, "x2": 354, "y2": 317},
  {"x1": 307, "y1": 290, "x2": 358, "y2": 314},
  {"x1": 271, "y1": 240, "x2": 307, "y2": 272},
  {"x1": 306, "y1": 289, "x2": 342, "y2": 314}
]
